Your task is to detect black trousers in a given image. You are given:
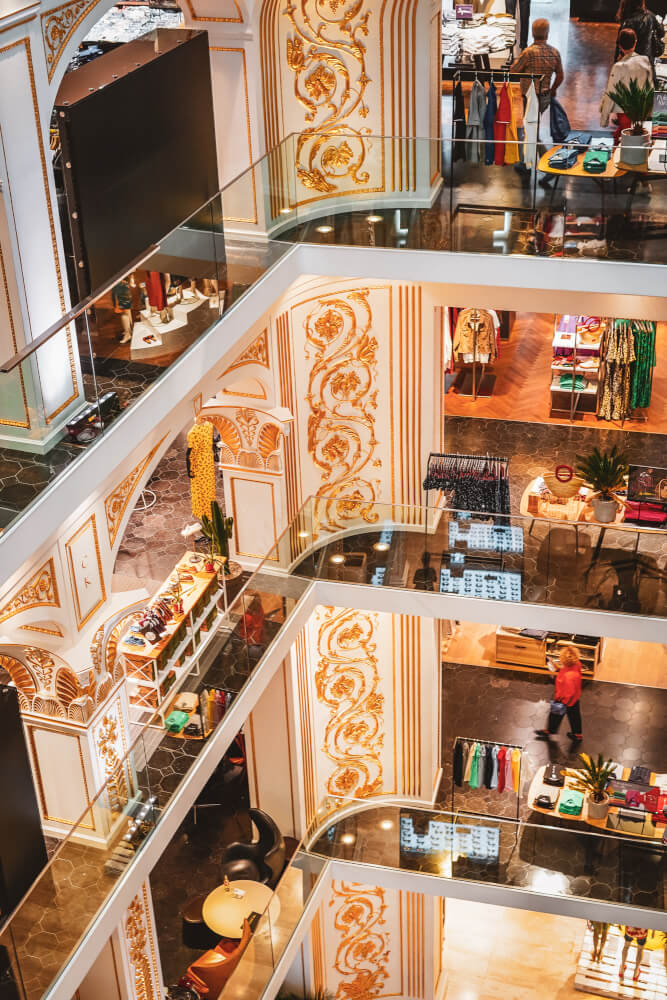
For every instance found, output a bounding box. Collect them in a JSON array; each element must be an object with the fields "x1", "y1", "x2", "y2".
[
  {"x1": 505, "y1": 0, "x2": 530, "y2": 49},
  {"x1": 547, "y1": 700, "x2": 583, "y2": 736}
]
